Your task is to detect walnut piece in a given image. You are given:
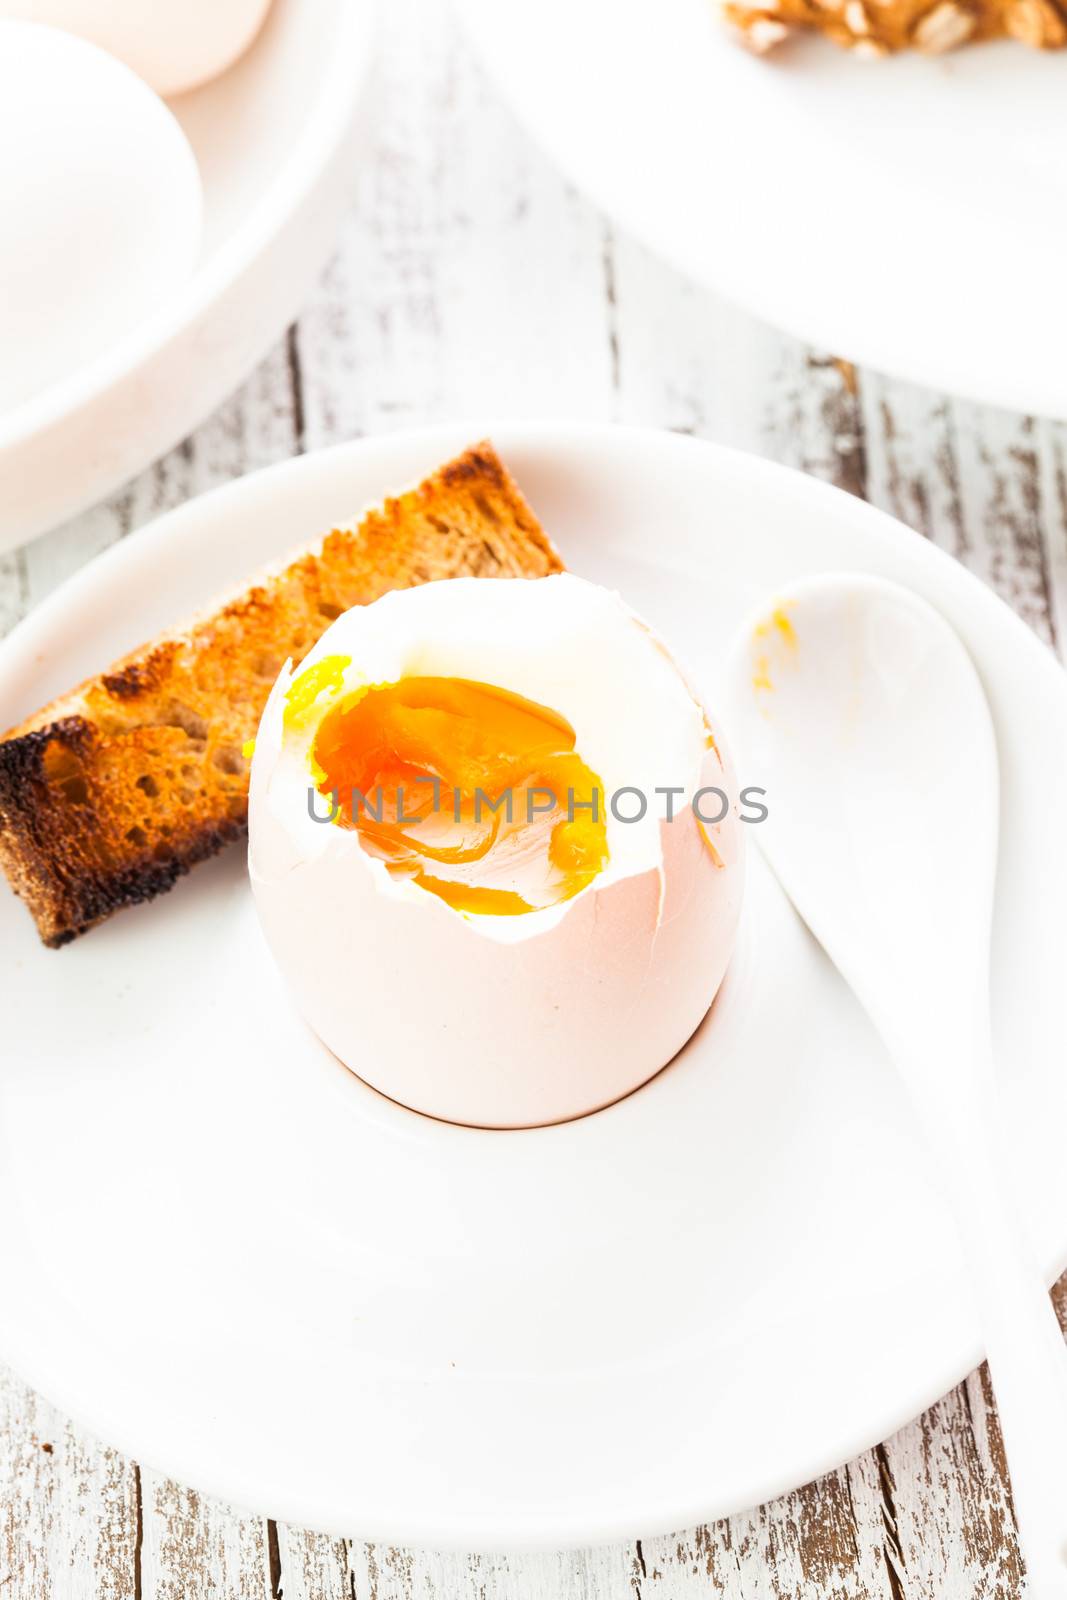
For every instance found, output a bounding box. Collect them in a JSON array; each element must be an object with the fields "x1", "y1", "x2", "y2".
[
  {"x1": 721, "y1": 0, "x2": 1067, "y2": 52},
  {"x1": 913, "y1": 1, "x2": 977, "y2": 49}
]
